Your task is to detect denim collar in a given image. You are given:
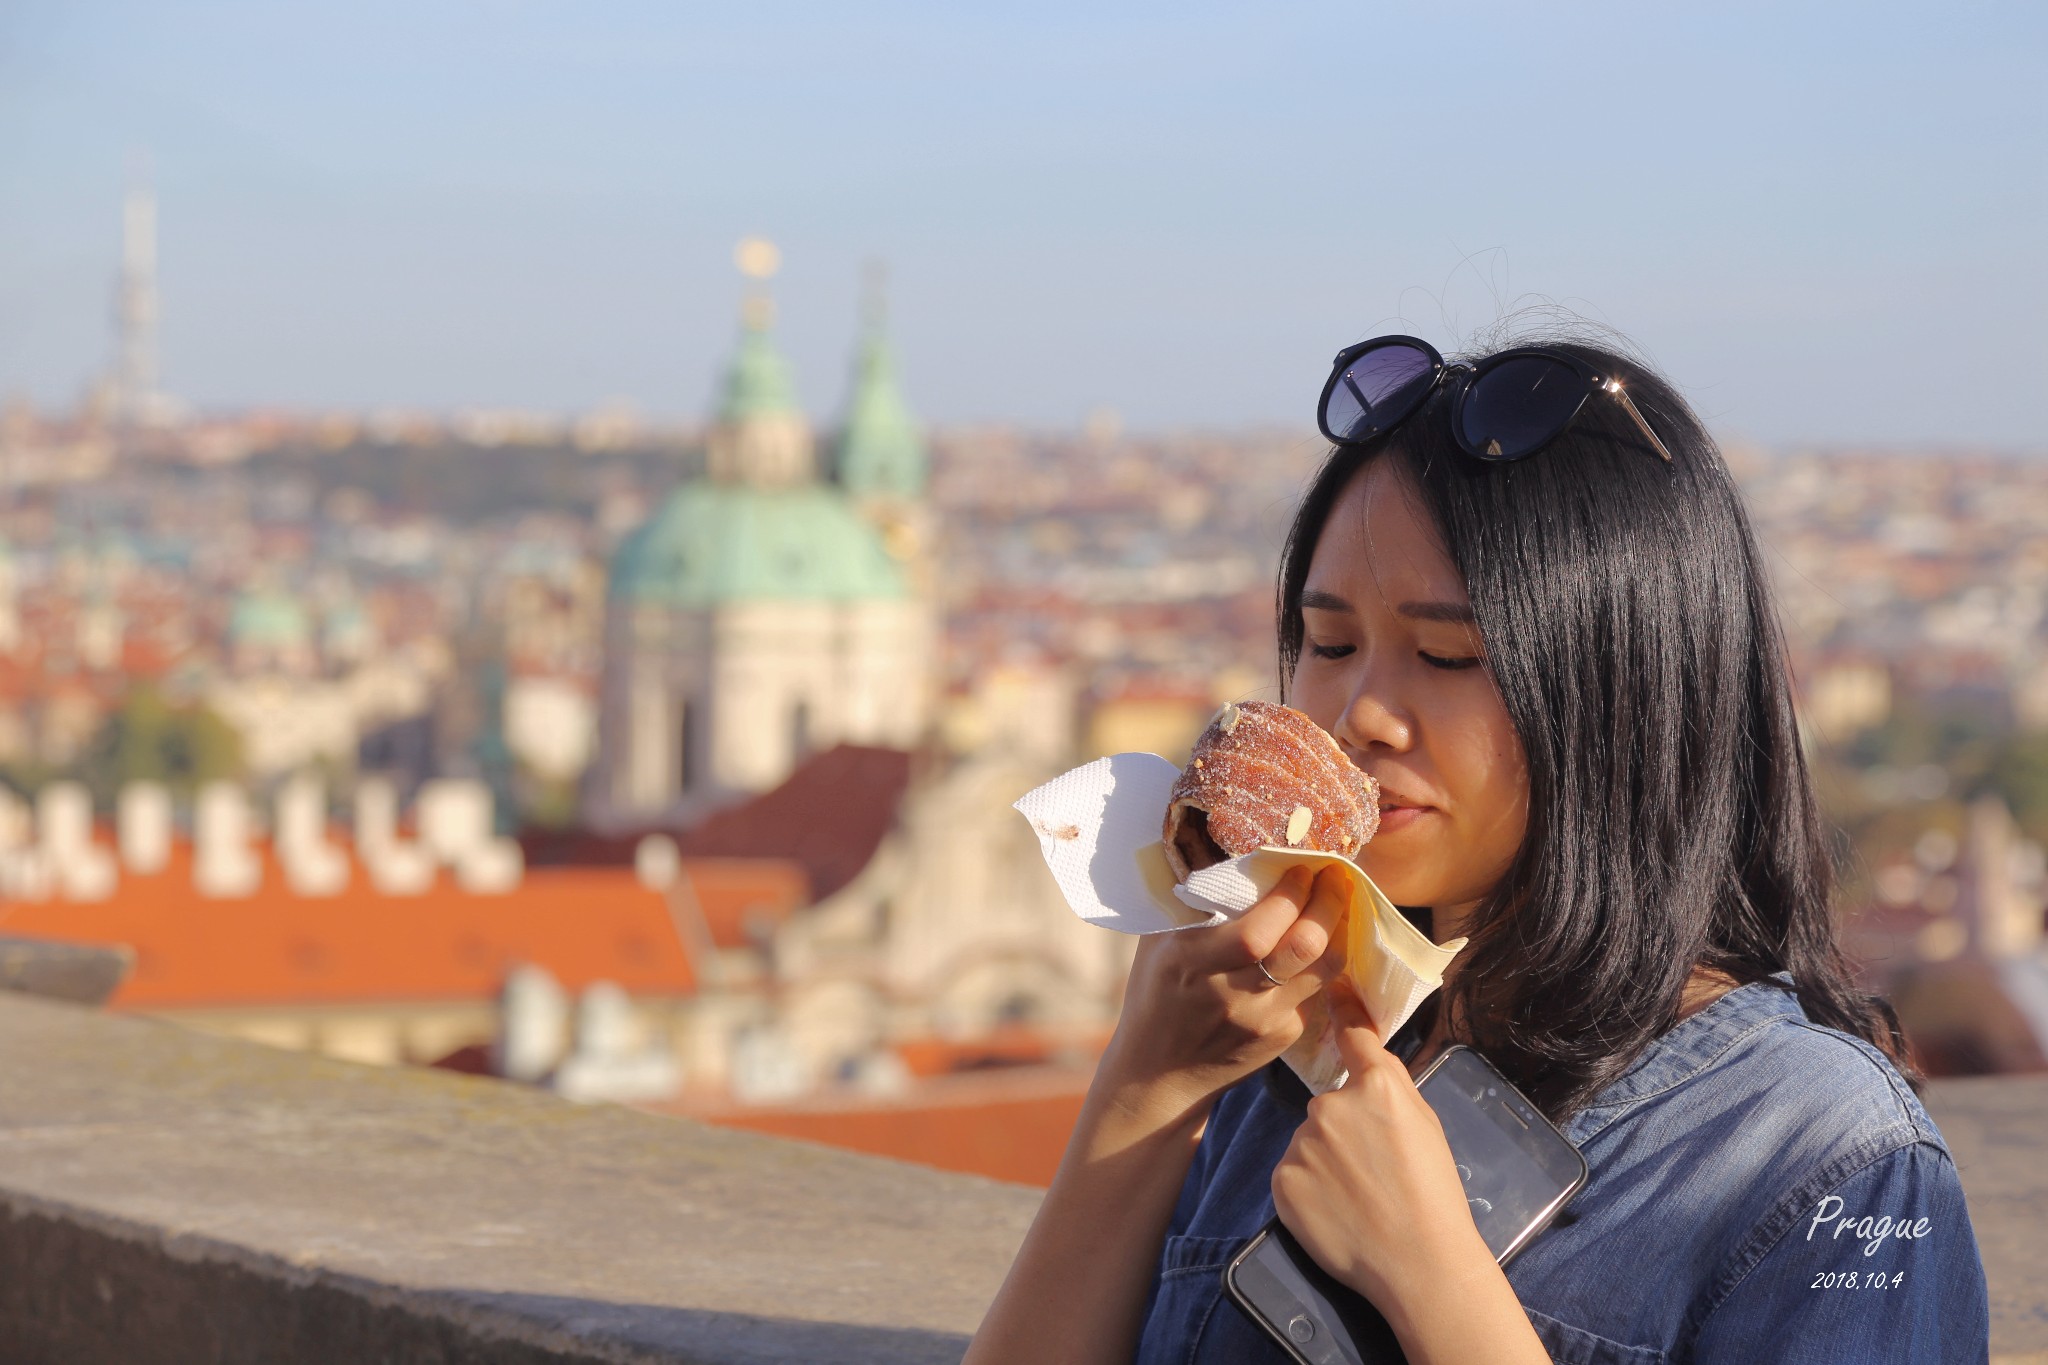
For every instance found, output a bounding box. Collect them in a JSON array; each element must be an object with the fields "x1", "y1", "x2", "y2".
[{"x1": 1575, "y1": 971, "x2": 1803, "y2": 1115}]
